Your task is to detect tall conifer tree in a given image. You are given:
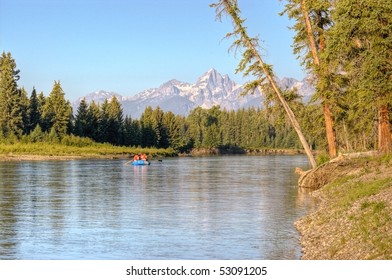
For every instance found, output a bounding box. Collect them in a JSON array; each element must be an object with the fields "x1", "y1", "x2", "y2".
[
  {"x1": 28, "y1": 87, "x2": 41, "y2": 134},
  {"x1": 99, "y1": 99, "x2": 110, "y2": 143},
  {"x1": 107, "y1": 96, "x2": 124, "y2": 145},
  {"x1": 88, "y1": 101, "x2": 101, "y2": 142},
  {"x1": 140, "y1": 106, "x2": 156, "y2": 147},
  {"x1": 42, "y1": 81, "x2": 72, "y2": 137},
  {"x1": 0, "y1": 52, "x2": 24, "y2": 137},
  {"x1": 19, "y1": 87, "x2": 30, "y2": 134},
  {"x1": 283, "y1": 0, "x2": 337, "y2": 157},
  {"x1": 74, "y1": 98, "x2": 90, "y2": 137},
  {"x1": 325, "y1": 0, "x2": 392, "y2": 154}
]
